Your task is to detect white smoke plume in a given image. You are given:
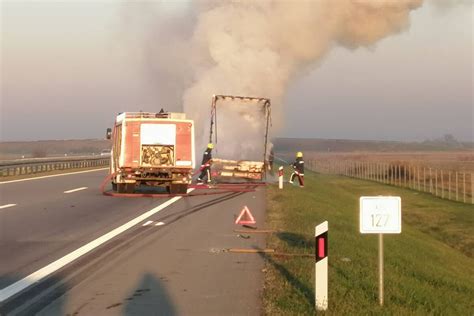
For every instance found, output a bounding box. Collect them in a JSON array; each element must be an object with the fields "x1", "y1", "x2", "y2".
[{"x1": 127, "y1": 0, "x2": 425, "y2": 159}]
